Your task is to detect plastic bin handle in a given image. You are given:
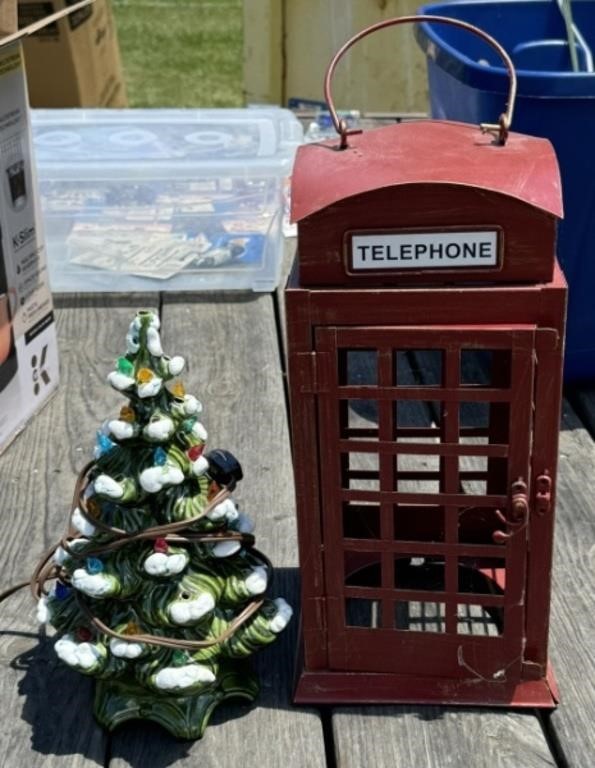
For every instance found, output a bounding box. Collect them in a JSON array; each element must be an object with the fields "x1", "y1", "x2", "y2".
[{"x1": 324, "y1": 14, "x2": 517, "y2": 148}]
